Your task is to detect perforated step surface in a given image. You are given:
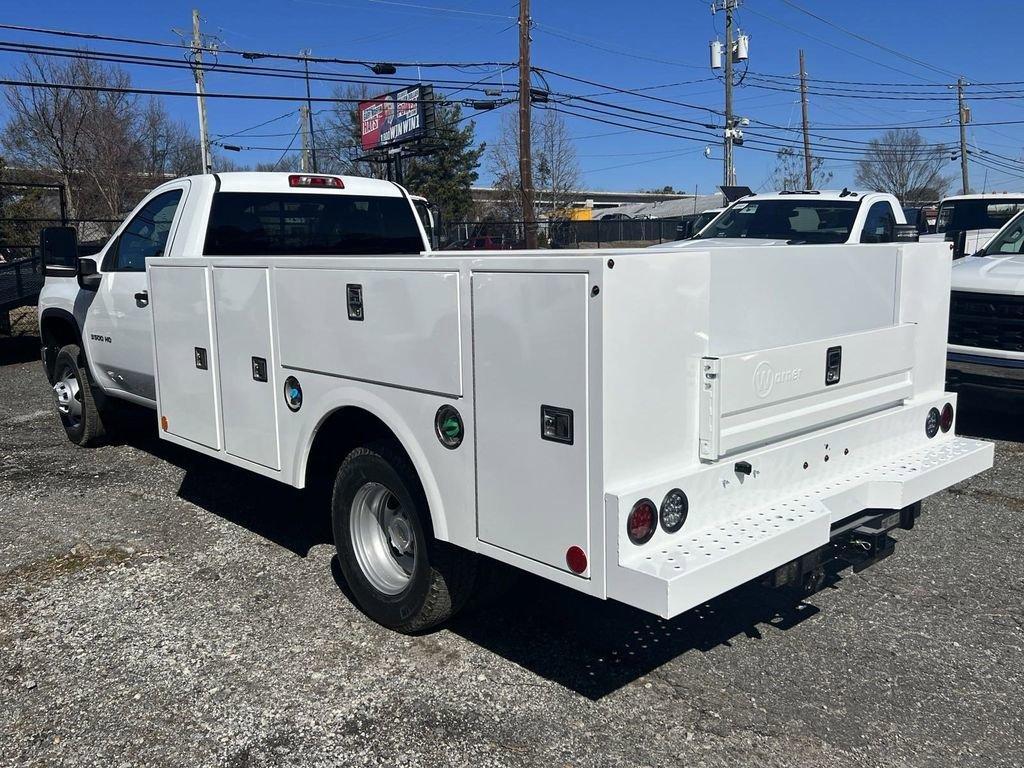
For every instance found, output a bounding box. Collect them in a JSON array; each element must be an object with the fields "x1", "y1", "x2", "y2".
[{"x1": 625, "y1": 436, "x2": 989, "y2": 583}]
